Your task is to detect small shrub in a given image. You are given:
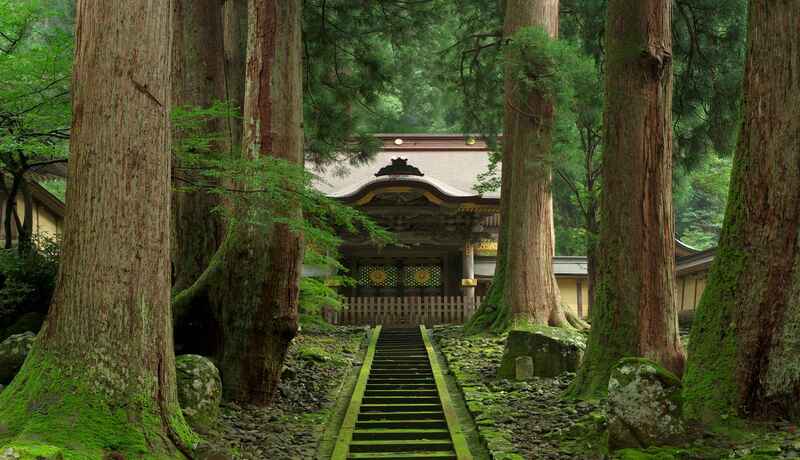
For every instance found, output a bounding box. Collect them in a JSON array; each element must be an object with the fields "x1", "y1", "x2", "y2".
[{"x1": 0, "y1": 233, "x2": 60, "y2": 329}]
